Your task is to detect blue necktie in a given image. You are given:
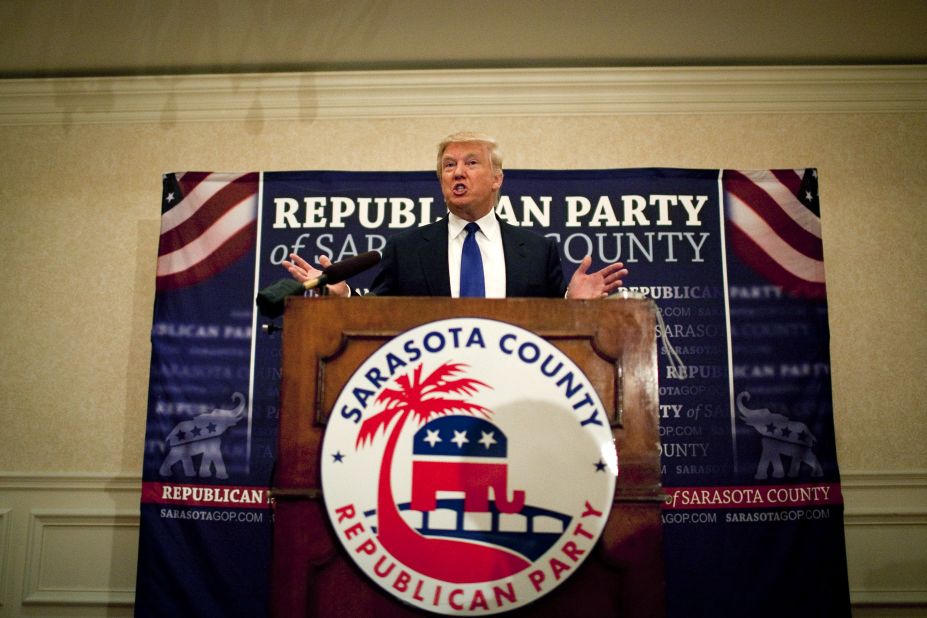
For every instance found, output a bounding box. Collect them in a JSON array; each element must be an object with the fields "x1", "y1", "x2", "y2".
[{"x1": 459, "y1": 222, "x2": 485, "y2": 297}]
